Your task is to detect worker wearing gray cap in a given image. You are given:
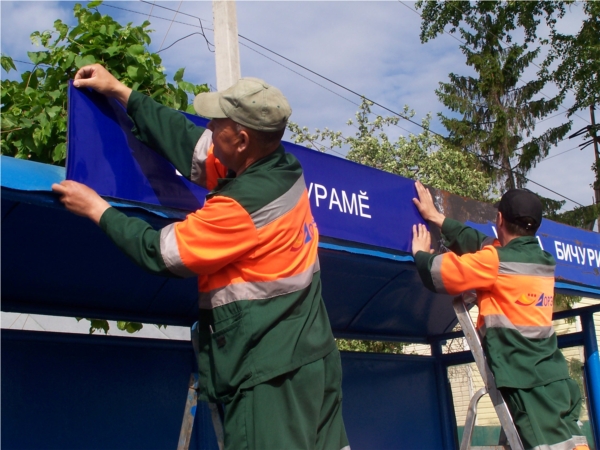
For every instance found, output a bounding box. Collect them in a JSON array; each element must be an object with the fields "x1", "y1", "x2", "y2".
[{"x1": 53, "y1": 65, "x2": 349, "y2": 450}]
